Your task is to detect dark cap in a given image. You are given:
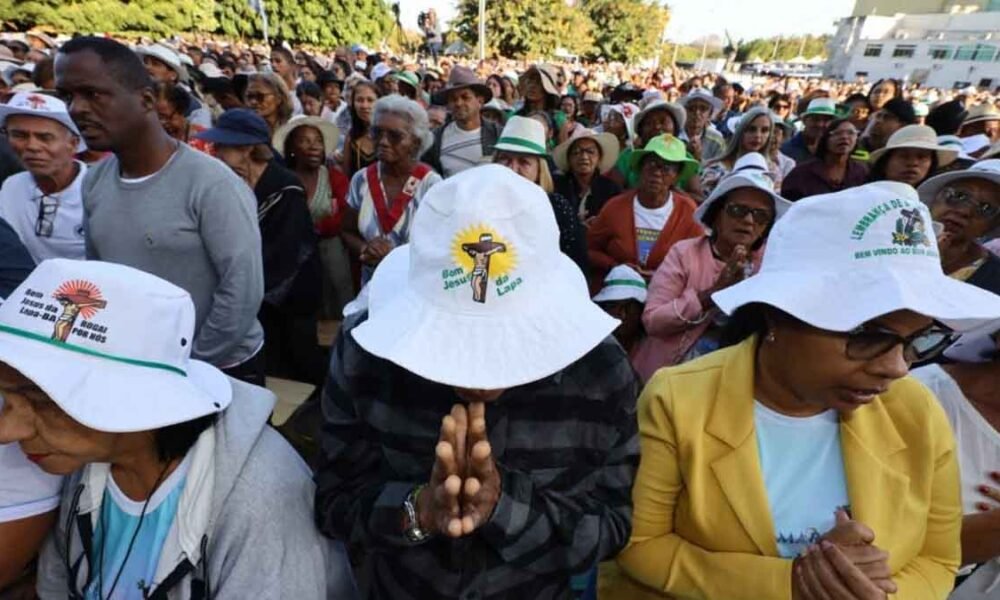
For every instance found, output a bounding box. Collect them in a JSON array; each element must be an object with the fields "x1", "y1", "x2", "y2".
[
  {"x1": 296, "y1": 80, "x2": 322, "y2": 100},
  {"x1": 193, "y1": 108, "x2": 270, "y2": 146},
  {"x1": 881, "y1": 98, "x2": 917, "y2": 125},
  {"x1": 925, "y1": 99, "x2": 967, "y2": 136},
  {"x1": 317, "y1": 70, "x2": 344, "y2": 90}
]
